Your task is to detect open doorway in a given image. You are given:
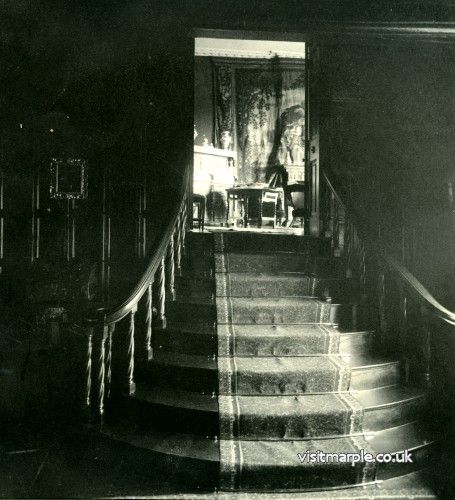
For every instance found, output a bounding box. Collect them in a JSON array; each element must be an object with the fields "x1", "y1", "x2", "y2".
[{"x1": 193, "y1": 37, "x2": 307, "y2": 232}]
